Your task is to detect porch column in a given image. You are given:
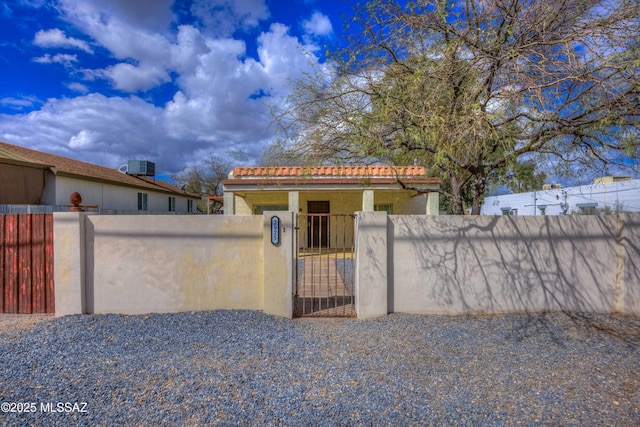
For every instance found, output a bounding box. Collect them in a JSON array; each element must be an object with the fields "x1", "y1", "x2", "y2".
[
  {"x1": 223, "y1": 191, "x2": 234, "y2": 215},
  {"x1": 288, "y1": 191, "x2": 299, "y2": 214},
  {"x1": 362, "y1": 189, "x2": 374, "y2": 212},
  {"x1": 426, "y1": 191, "x2": 439, "y2": 216}
]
